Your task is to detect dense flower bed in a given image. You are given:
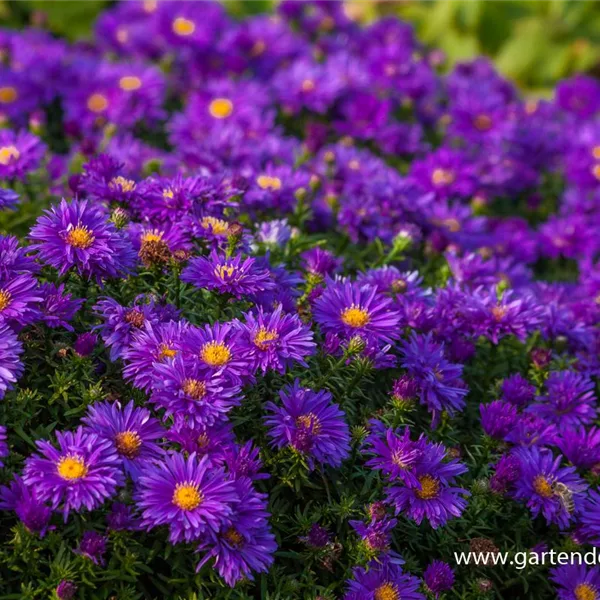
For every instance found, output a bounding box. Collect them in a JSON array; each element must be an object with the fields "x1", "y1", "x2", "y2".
[{"x1": 1, "y1": 2, "x2": 600, "y2": 599}]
